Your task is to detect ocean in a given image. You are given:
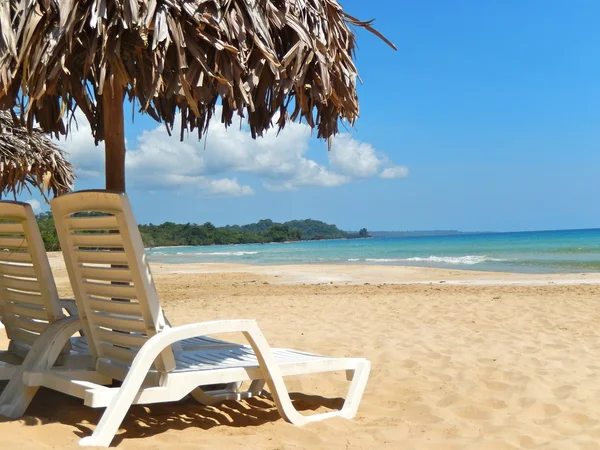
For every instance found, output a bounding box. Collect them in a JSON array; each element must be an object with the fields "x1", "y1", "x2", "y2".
[{"x1": 146, "y1": 228, "x2": 600, "y2": 274}]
